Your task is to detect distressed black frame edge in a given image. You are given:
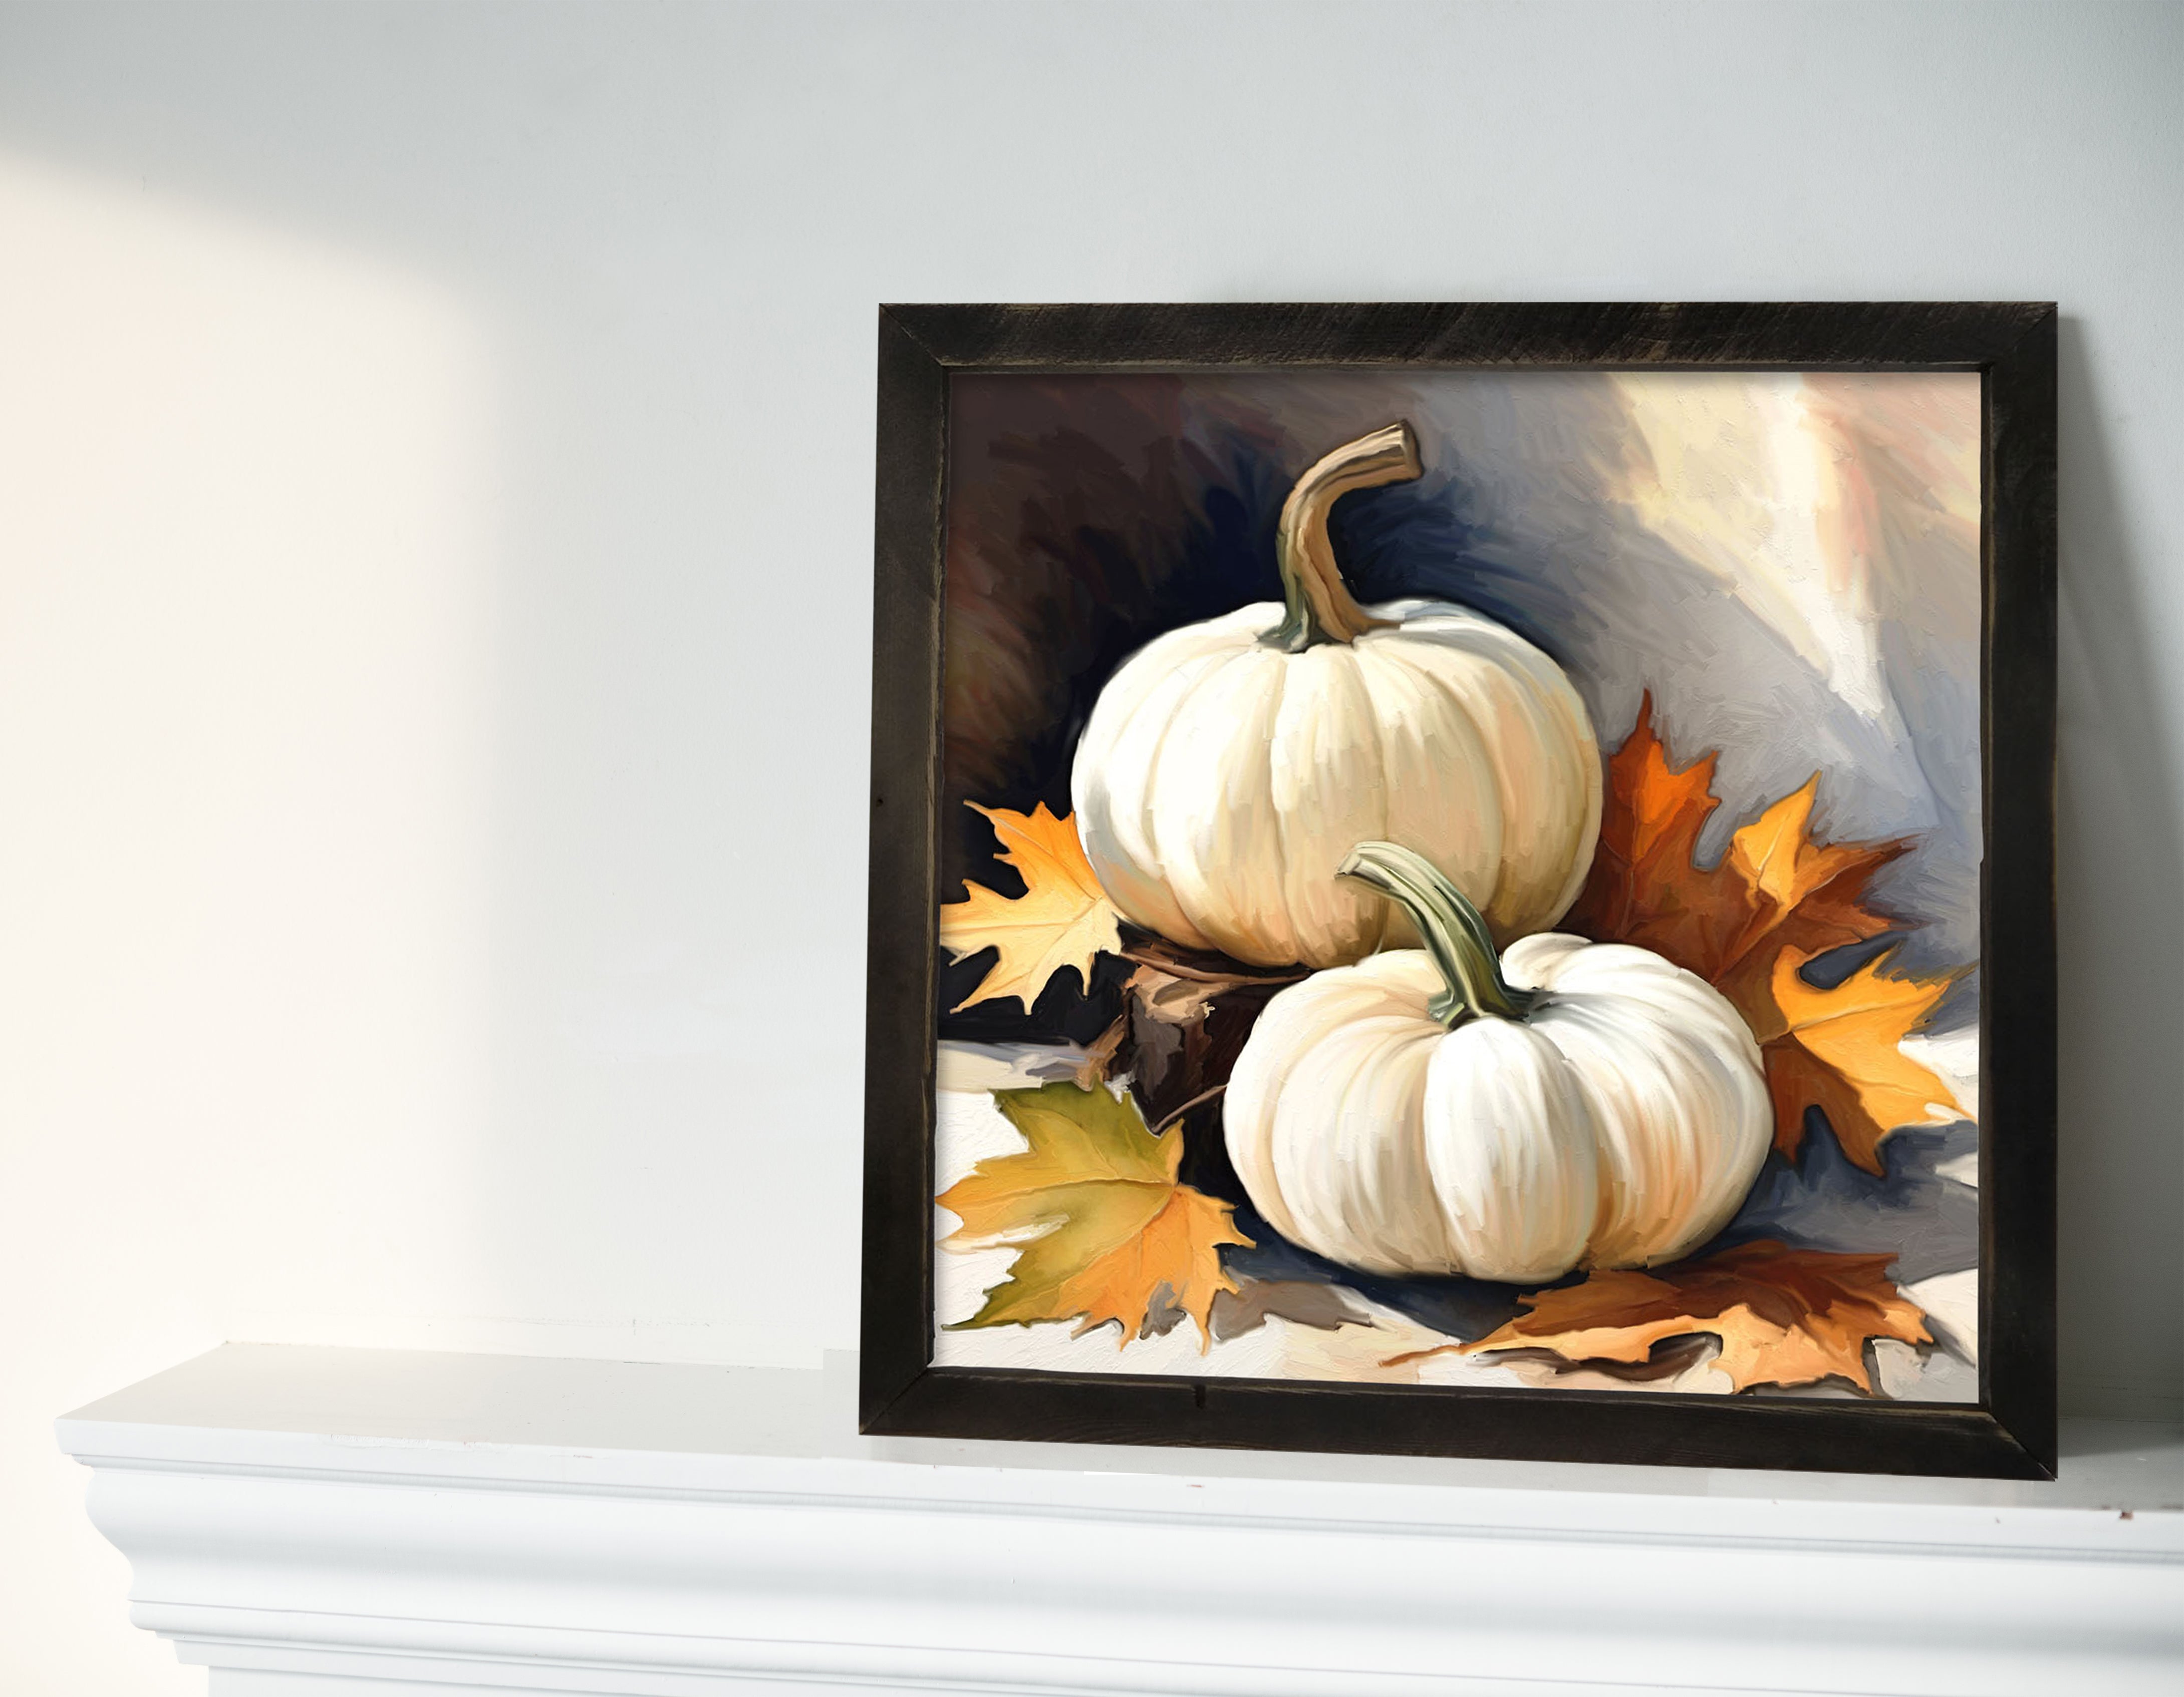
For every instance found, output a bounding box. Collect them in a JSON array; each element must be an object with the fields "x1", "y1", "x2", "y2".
[
  {"x1": 877, "y1": 300, "x2": 2051, "y2": 371},
  {"x1": 1977, "y1": 303, "x2": 2059, "y2": 1476},
  {"x1": 860, "y1": 307, "x2": 947, "y2": 1434},
  {"x1": 861, "y1": 302, "x2": 2058, "y2": 1480},
  {"x1": 872, "y1": 1370, "x2": 2046, "y2": 1481}
]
